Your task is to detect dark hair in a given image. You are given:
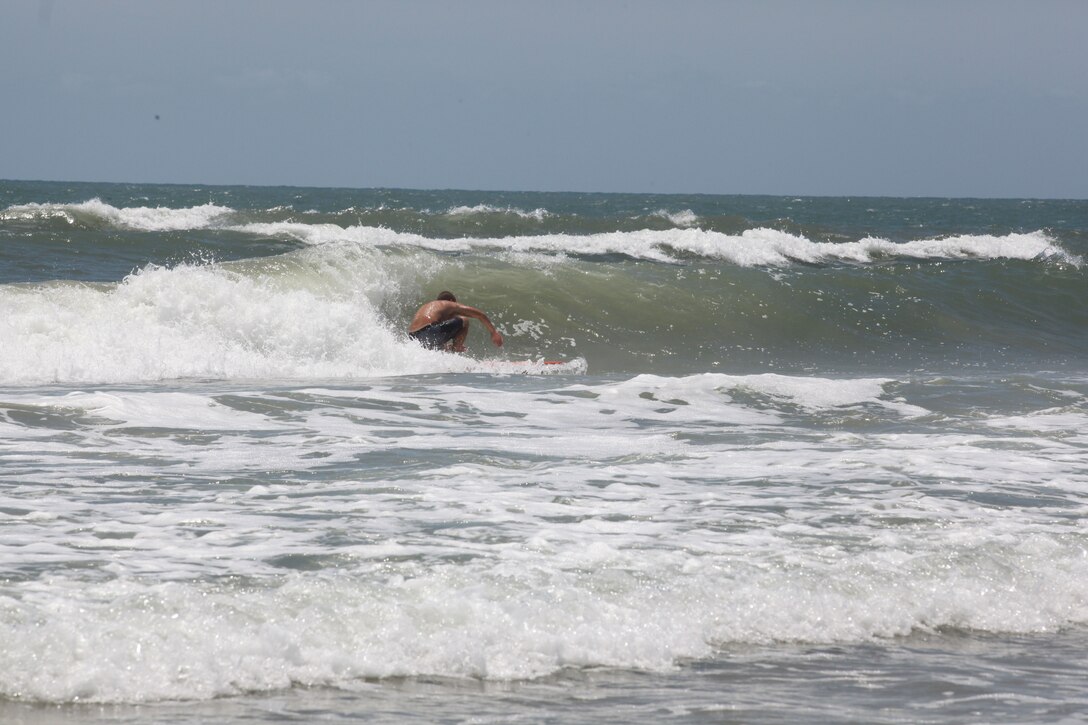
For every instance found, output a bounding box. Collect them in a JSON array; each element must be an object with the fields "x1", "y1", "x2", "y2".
[{"x1": 437, "y1": 291, "x2": 457, "y2": 302}]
